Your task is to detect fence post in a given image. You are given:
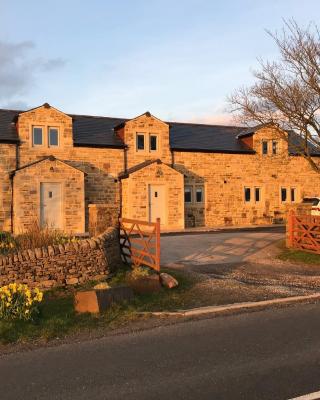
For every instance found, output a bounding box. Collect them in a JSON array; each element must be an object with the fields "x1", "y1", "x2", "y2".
[
  {"x1": 156, "y1": 218, "x2": 161, "y2": 272},
  {"x1": 287, "y1": 209, "x2": 294, "y2": 248}
]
